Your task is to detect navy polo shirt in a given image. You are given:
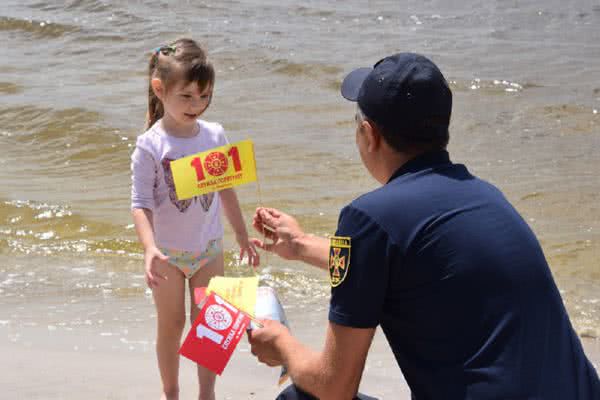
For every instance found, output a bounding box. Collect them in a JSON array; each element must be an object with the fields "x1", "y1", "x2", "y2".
[{"x1": 329, "y1": 150, "x2": 599, "y2": 399}]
